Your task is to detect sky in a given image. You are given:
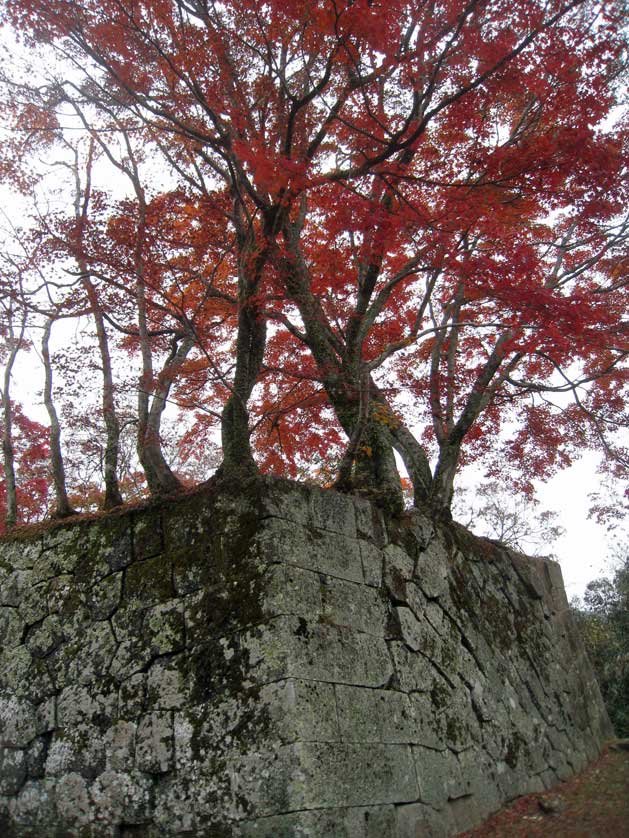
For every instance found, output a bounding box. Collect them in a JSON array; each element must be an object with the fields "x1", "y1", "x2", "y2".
[{"x1": 537, "y1": 456, "x2": 623, "y2": 599}]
